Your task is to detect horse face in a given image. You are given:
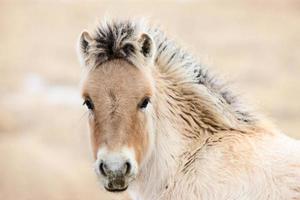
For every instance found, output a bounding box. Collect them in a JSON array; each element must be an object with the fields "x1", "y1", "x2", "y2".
[{"x1": 81, "y1": 59, "x2": 155, "y2": 192}]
